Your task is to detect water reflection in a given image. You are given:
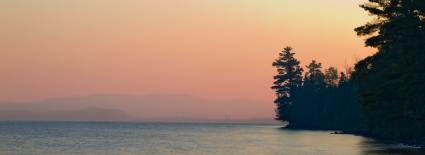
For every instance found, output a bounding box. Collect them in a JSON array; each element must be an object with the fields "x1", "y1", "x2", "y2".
[
  {"x1": 359, "y1": 139, "x2": 425, "y2": 155},
  {"x1": 276, "y1": 128, "x2": 425, "y2": 155},
  {"x1": 0, "y1": 122, "x2": 424, "y2": 155}
]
